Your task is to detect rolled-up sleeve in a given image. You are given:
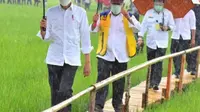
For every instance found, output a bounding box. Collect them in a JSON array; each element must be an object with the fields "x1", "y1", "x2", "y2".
[
  {"x1": 189, "y1": 10, "x2": 196, "y2": 30},
  {"x1": 90, "y1": 18, "x2": 100, "y2": 33},
  {"x1": 168, "y1": 11, "x2": 175, "y2": 31},
  {"x1": 138, "y1": 13, "x2": 148, "y2": 37},
  {"x1": 80, "y1": 11, "x2": 93, "y2": 54},
  {"x1": 36, "y1": 9, "x2": 52, "y2": 41},
  {"x1": 129, "y1": 15, "x2": 141, "y2": 33}
]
